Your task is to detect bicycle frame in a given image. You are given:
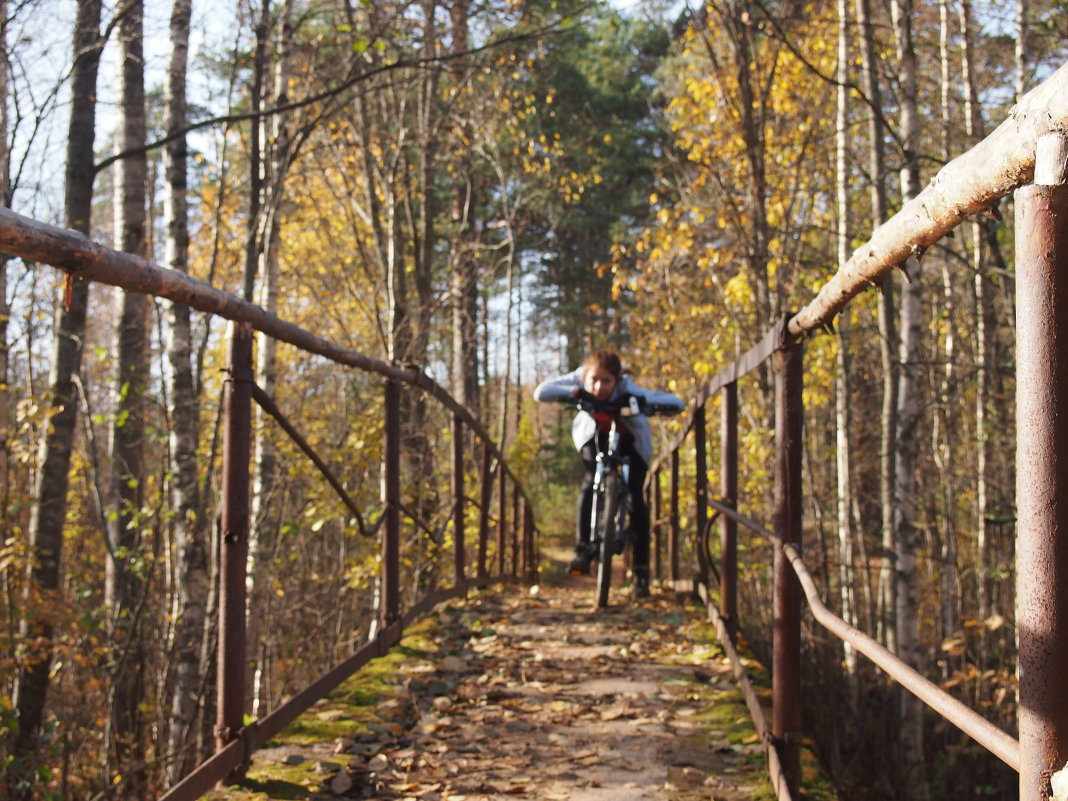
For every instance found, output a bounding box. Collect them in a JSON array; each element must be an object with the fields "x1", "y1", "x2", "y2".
[
  {"x1": 589, "y1": 416, "x2": 631, "y2": 607},
  {"x1": 590, "y1": 425, "x2": 629, "y2": 541}
]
